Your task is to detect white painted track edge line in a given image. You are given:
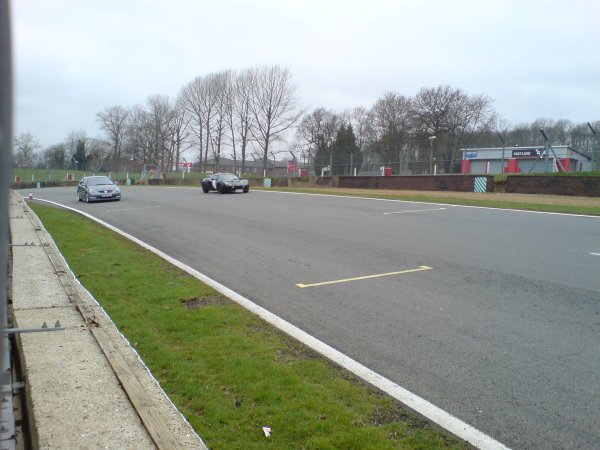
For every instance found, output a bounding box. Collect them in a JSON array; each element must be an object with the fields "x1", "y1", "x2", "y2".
[
  {"x1": 256, "y1": 189, "x2": 600, "y2": 219},
  {"x1": 383, "y1": 207, "x2": 447, "y2": 215},
  {"x1": 29, "y1": 197, "x2": 510, "y2": 450}
]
